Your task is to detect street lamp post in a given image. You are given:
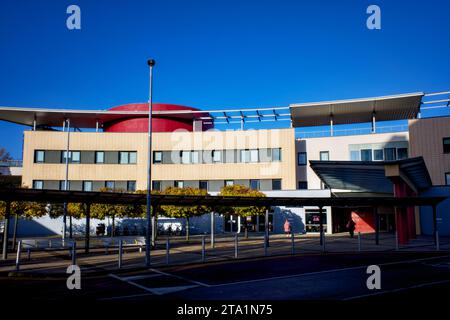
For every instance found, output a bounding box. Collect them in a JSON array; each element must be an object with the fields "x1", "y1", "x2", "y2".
[{"x1": 145, "y1": 58, "x2": 155, "y2": 267}]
